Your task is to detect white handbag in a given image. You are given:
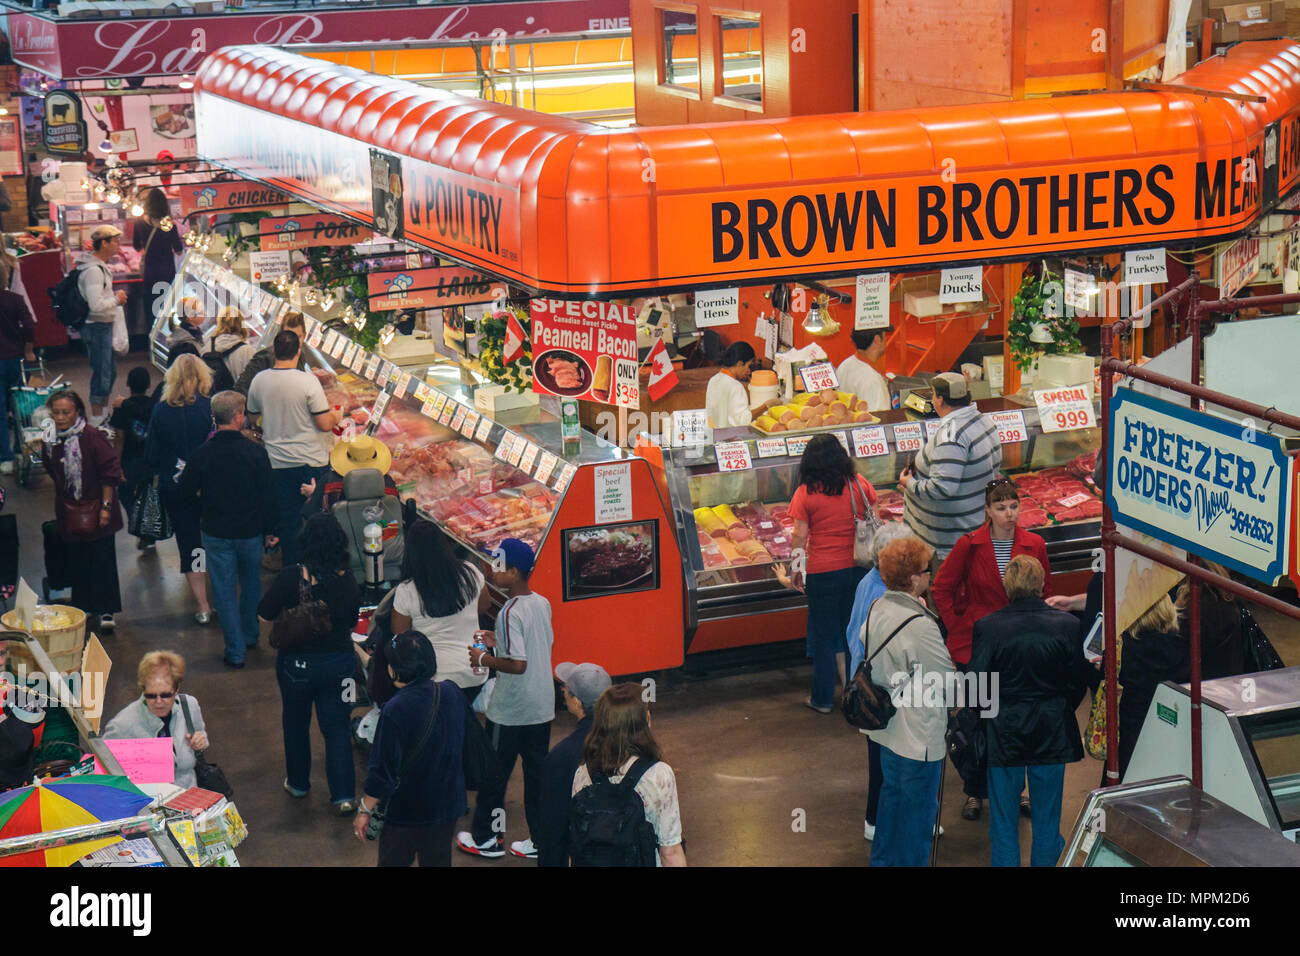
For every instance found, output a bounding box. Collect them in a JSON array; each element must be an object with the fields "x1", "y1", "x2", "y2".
[{"x1": 848, "y1": 478, "x2": 881, "y2": 568}]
